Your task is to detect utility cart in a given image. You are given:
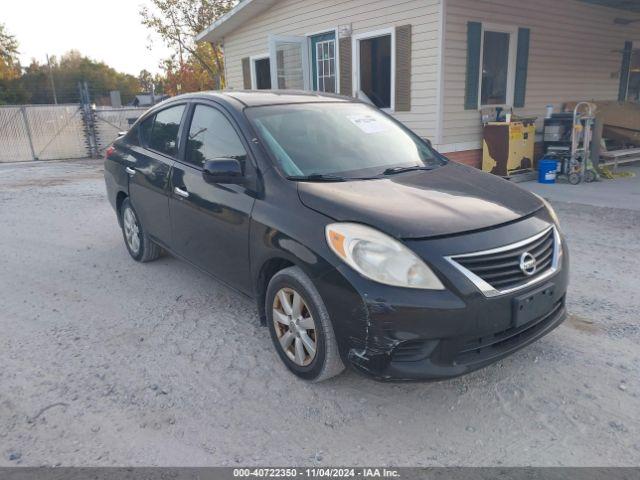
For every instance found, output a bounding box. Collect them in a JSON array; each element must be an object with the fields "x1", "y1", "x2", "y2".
[{"x1": 543, "y1": 102, "x2": 599, "y2": 185}]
